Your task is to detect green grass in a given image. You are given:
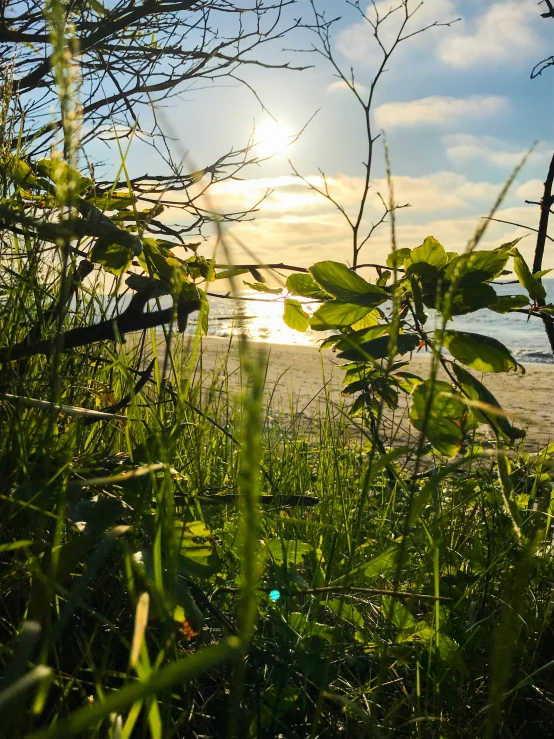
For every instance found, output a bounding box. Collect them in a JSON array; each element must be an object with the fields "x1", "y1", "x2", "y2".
[{"x1": 0, "y1": 254, "x2": 553, "y2": 738}]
